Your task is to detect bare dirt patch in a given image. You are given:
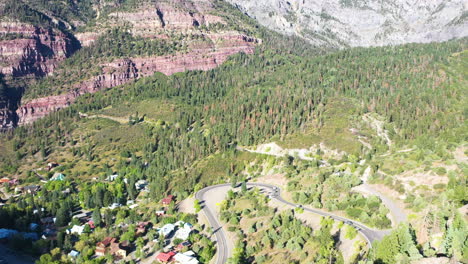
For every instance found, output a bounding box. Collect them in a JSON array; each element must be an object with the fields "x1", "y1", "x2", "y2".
[
  {"x1": 178, "y1": 196, "x2": 196, "y2": 214},
  {"x1": 453, "y1": 145, "x2": 467, "y2": 163}
]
